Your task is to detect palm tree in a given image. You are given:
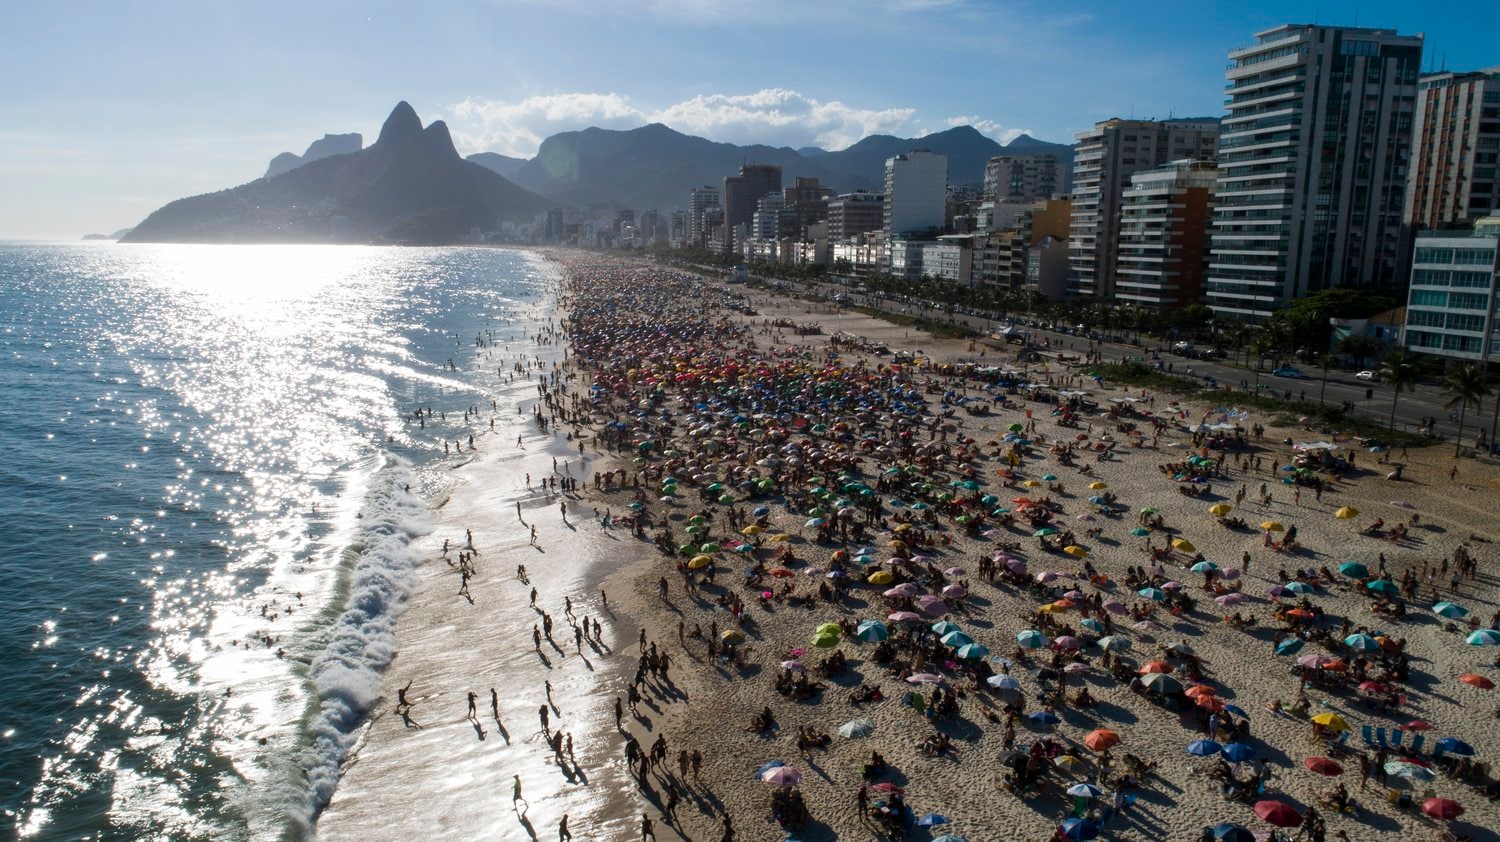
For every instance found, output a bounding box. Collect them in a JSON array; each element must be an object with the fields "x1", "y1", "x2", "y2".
[
  {"x1": 1378, "y1": 349, "x2": 1420, "y2": 432},
  {"x1": 1441, "y1": 364, "x2": 1491, "y2": 456},
  {"x1": 1316, "y1": 353, "x2": 1338, "y2": 404}
]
